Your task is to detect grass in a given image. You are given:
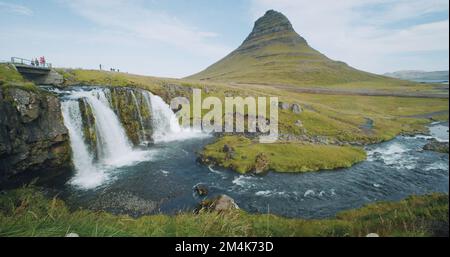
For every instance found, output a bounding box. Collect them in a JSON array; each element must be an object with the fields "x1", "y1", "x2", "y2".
[
  {"x1": 200, "y1": 136, "x2": 367, "y2": 174},
  {"x1": 0, "y1": 187, "x2": 447, "y2": 237},
  {"x1": 0, "y1": 64, "x2": 38, "y2": 92}
]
